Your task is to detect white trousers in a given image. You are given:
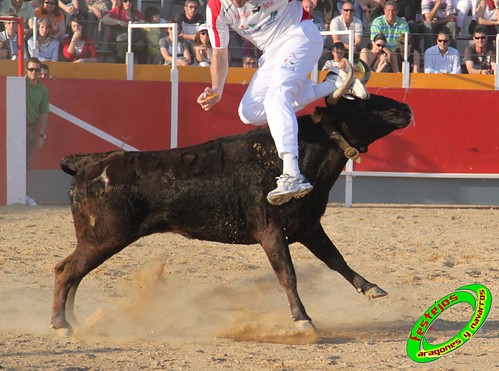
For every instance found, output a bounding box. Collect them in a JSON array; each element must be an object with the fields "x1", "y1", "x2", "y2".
[{"x1": 238, "y1": 20, "x2": 323, "y2": 159}]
